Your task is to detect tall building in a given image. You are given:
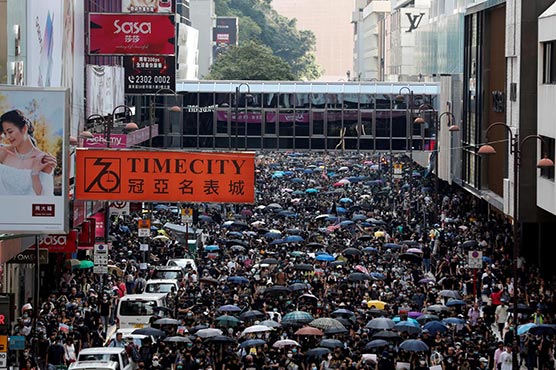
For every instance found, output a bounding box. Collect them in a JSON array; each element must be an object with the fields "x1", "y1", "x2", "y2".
[
  {"x1": 189, "y1": 0, "x2": 215, "y2": 78},
  {"x1": 272, "y1": 0, "x2": 355, "y2": 81}
]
